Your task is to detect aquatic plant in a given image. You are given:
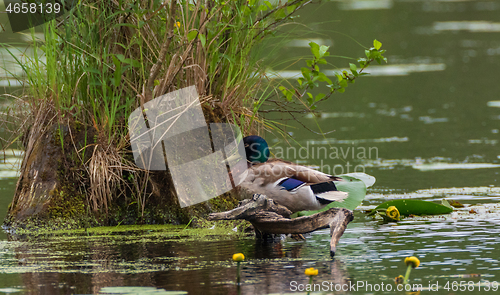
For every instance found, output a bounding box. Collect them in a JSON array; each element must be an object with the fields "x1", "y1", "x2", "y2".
[
  {"x1": 369, "y1": 199, "x2": 453, "y2": 221},
  {"x1": 232, "y1": 253, "x2": 245, "y2": 285},
  {"x1": 232, "y1": 253, "x2": 245, "y2": 262},
  {"x1": 369, "y1": 205, "x2": 401, "y2": 222},
  {"x1": 403, "y1": 256, "x2": 420, "y2": 285},
  {"x1": 386, "y1": 206, "x2": 399, "y2": 219},
  {"x1": 304, "y1": 267, "x2": 318, "y2": 295}
]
